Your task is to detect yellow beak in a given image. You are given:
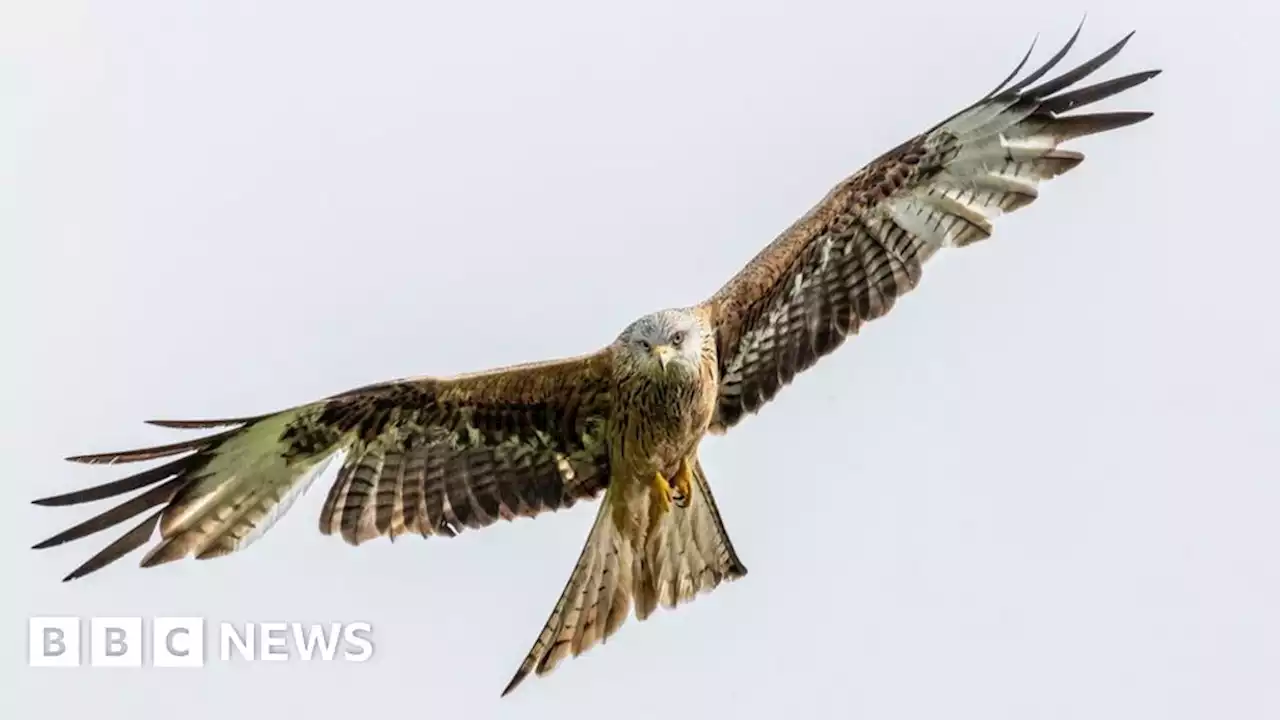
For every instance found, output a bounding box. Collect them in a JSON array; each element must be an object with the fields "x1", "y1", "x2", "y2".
[{"x1": 651, "y1": 344, "x2": 676, "y2": 370}]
